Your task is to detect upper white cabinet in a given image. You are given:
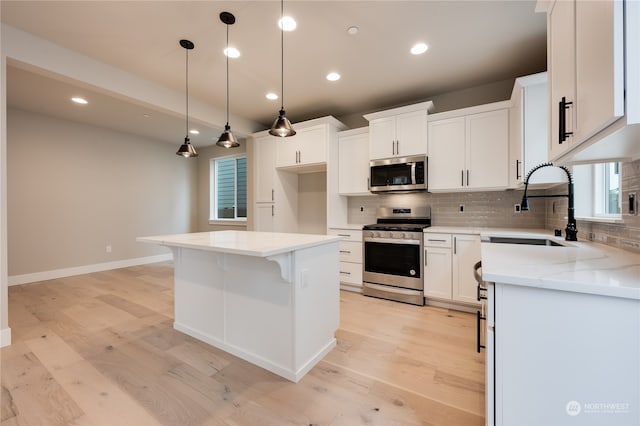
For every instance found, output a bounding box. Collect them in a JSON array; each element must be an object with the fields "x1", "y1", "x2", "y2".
[
  {"x1": 276, "y1": 125, "x2": 328, "y2": 169},
  {"x1": 542, "y1": 0, "x2": 640, "y2": 163},
  {"x1": 338, "y1": 127, "x2": 370, "y2": 195},
  {"x1": 253, "y1": 135, "x2": 277, "y2": 203},
  {"x1": 509, "y1": 73, "x2": 565, "y2": 188},
  {"x1": 428, "y1": 102, "x2": 510, "y2": 192},
  {"x1": 364, "y1": 101, "x2": 434, "y2": 160}
]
